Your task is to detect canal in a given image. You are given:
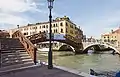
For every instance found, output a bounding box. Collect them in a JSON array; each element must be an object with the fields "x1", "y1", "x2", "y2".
[{"x1": 37, "y1": 51, "x2": 120, "y2": 73}]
